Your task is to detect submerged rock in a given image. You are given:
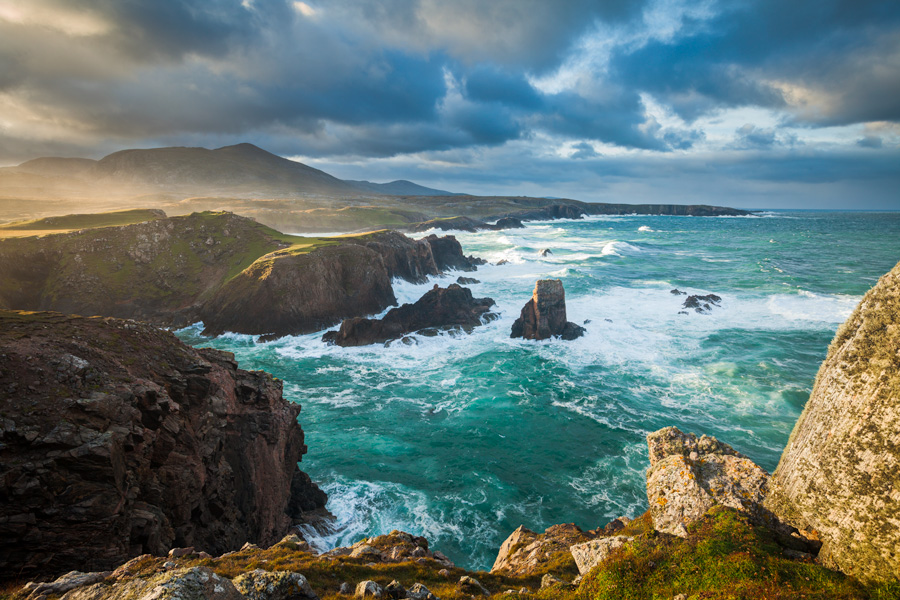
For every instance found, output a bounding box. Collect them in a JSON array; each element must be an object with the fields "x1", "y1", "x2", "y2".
[
  {"x1": 765, "y1": 260, "x2": 900, "y2": 583},
  {"x1": 510, "y1": 279, "x2": 585, "y2": 341},
  {"x1": 323, "y1": 284, "x2": 496, "y2": 346},
  {"x1": 493, "y1": 217, "x2": 525, "y2": 229},
  {"x1": 645, "y1": 427, "x2": 772, "y2": 537}
]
